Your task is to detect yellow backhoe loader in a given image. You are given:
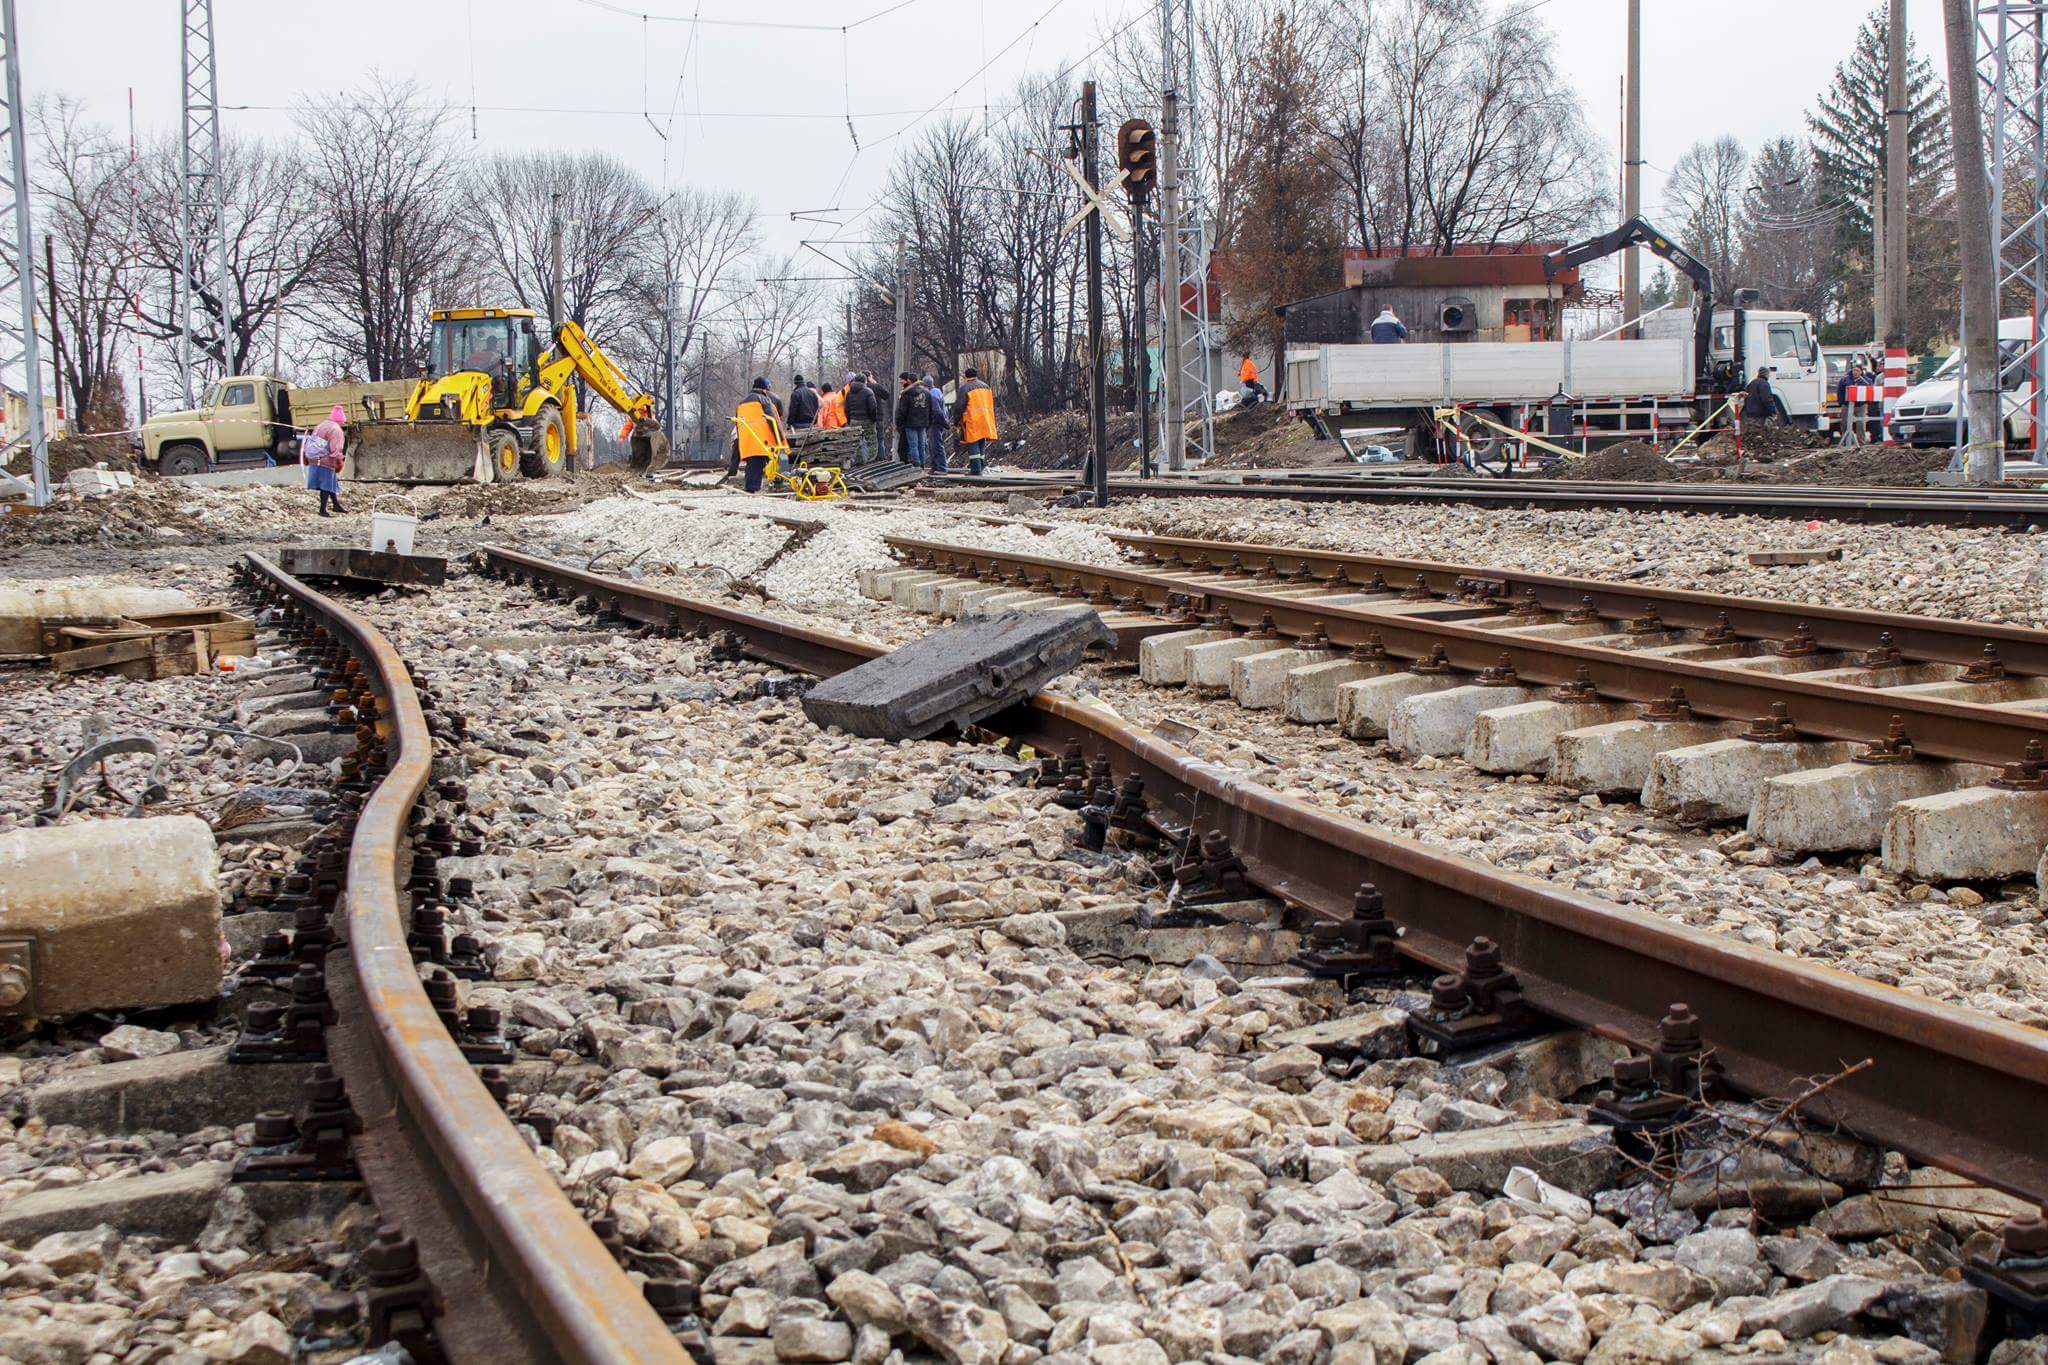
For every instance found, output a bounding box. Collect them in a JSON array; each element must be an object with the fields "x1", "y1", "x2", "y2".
[{"x1": 348, "y1": 307, "x2": 672, "y2": 483}]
